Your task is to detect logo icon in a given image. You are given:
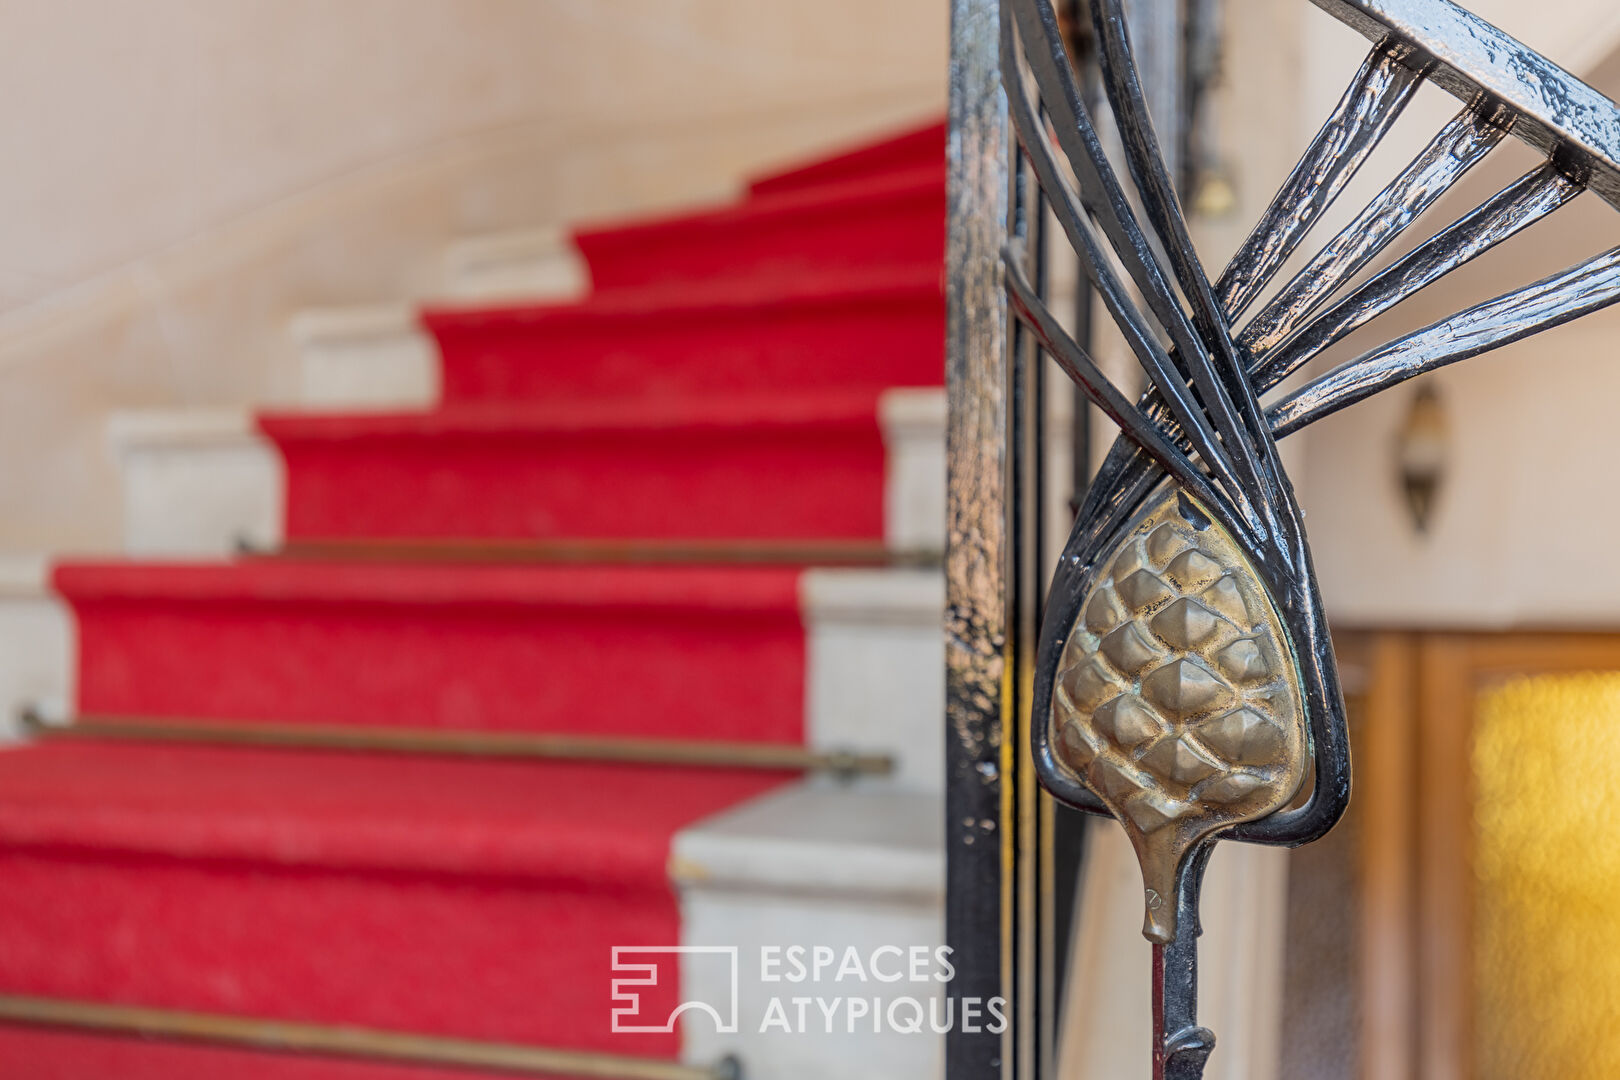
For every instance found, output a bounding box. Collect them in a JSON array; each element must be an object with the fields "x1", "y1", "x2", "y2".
[{"x1": 610, "y1": 946, "x2": 739, "y2": 1034}]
